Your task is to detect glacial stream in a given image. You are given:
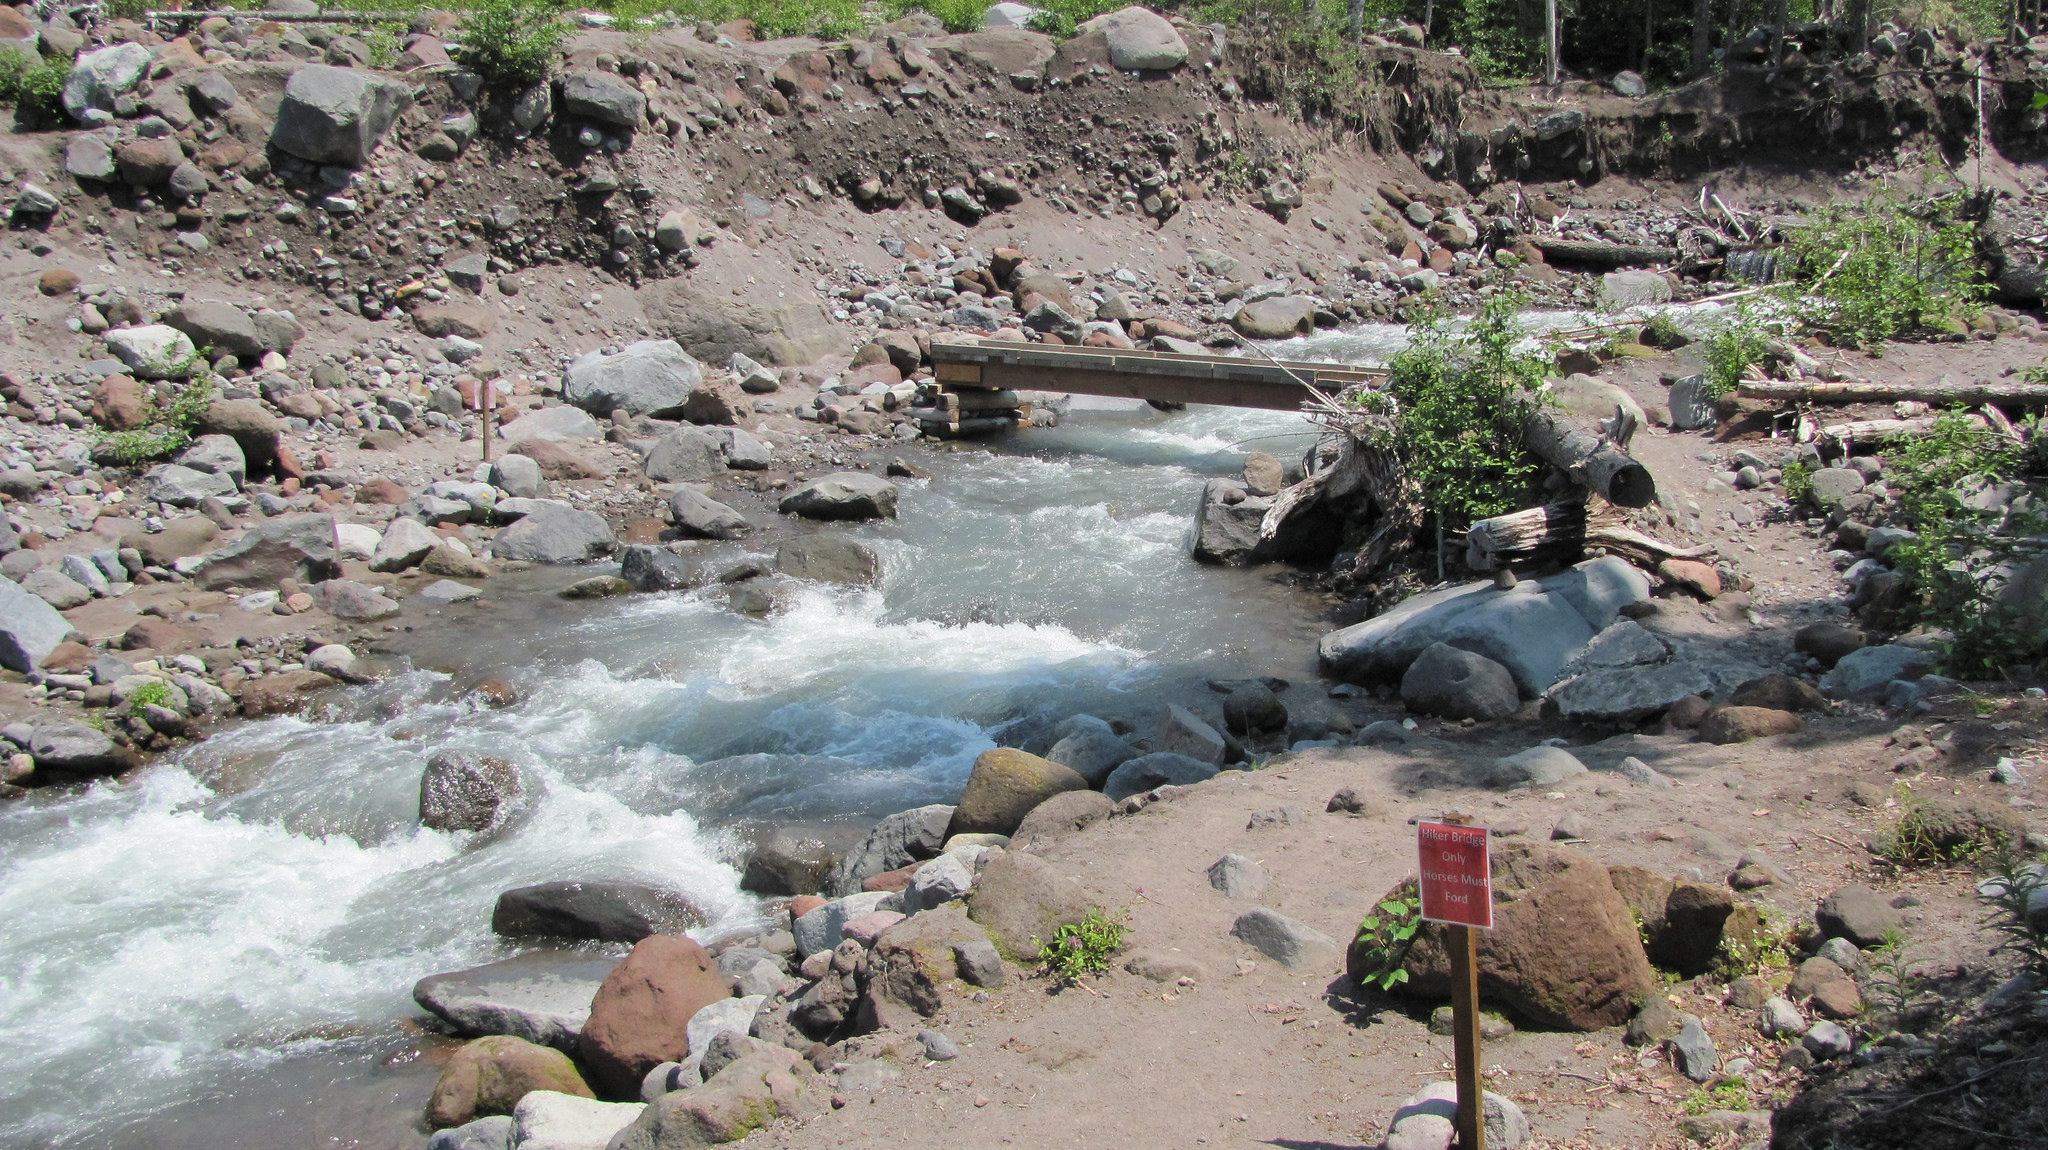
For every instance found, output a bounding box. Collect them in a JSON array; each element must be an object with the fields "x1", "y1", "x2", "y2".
[{"x1": 0, "y1": 311, "x2": 1660, "y2": 1147}]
